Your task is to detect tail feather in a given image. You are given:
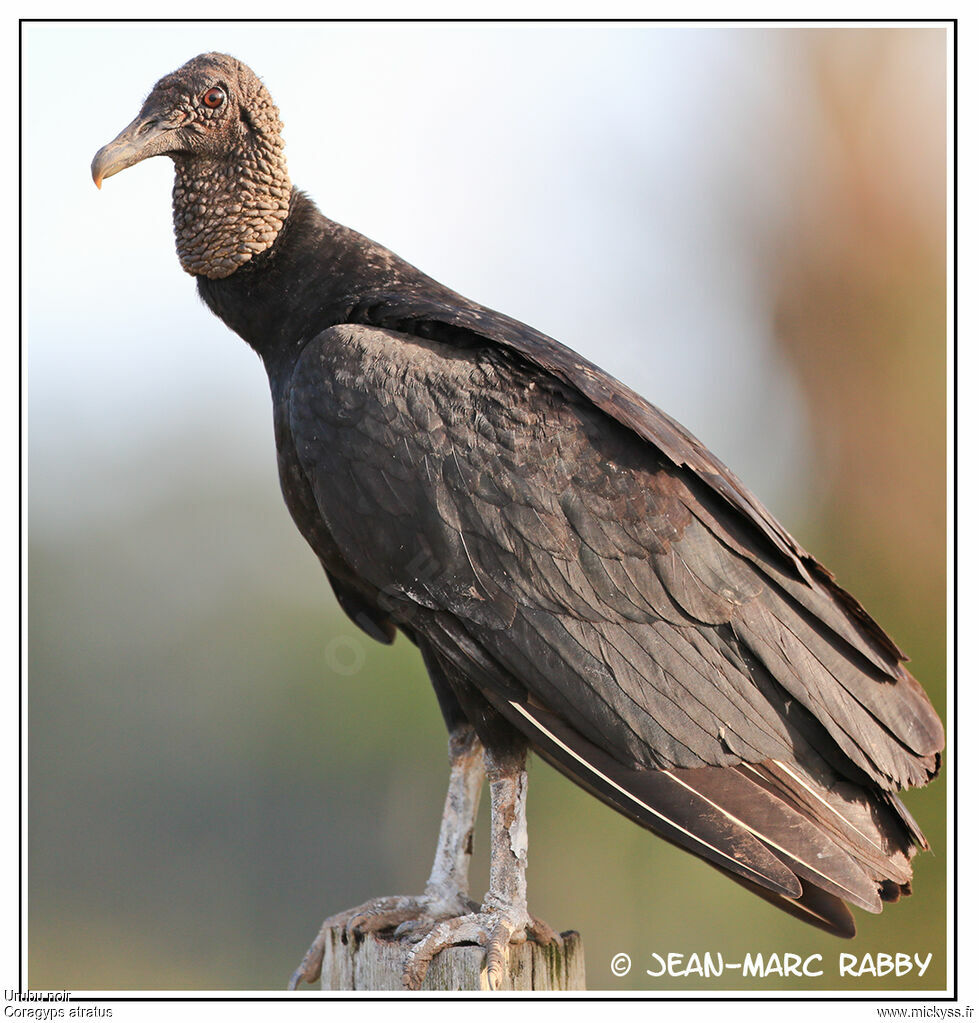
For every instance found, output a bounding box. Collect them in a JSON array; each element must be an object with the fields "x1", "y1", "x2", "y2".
[
  {"x1": 747, "y1": 760, "x2": 915, "y2": 881},
  {"x1": 506, "y1": 700, "x2": 801, "y2": 897},
  {"x1": 719, "y1": 871, "x2": 857, "y2": 938},
  {"x1": 664, "y1": 764, "x2": 884, "y2": 912},
  {"x1": 499, "y1": 694, "x2": 926, "y2": 932}
]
